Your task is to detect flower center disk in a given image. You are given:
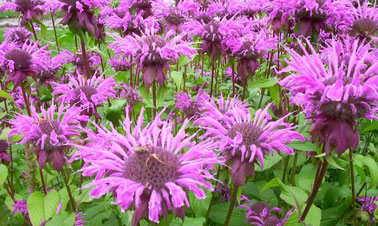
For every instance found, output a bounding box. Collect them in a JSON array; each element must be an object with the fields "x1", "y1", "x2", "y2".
[
  {"x1": 124, "y1": 146, "x2": 180, "y2": 190},
  {"x1": 227, "y1": 122, "x2": 263, "y2": 149},
  {"x1": 5, "y1": 49, "x2": 32, "y2": 70}
]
